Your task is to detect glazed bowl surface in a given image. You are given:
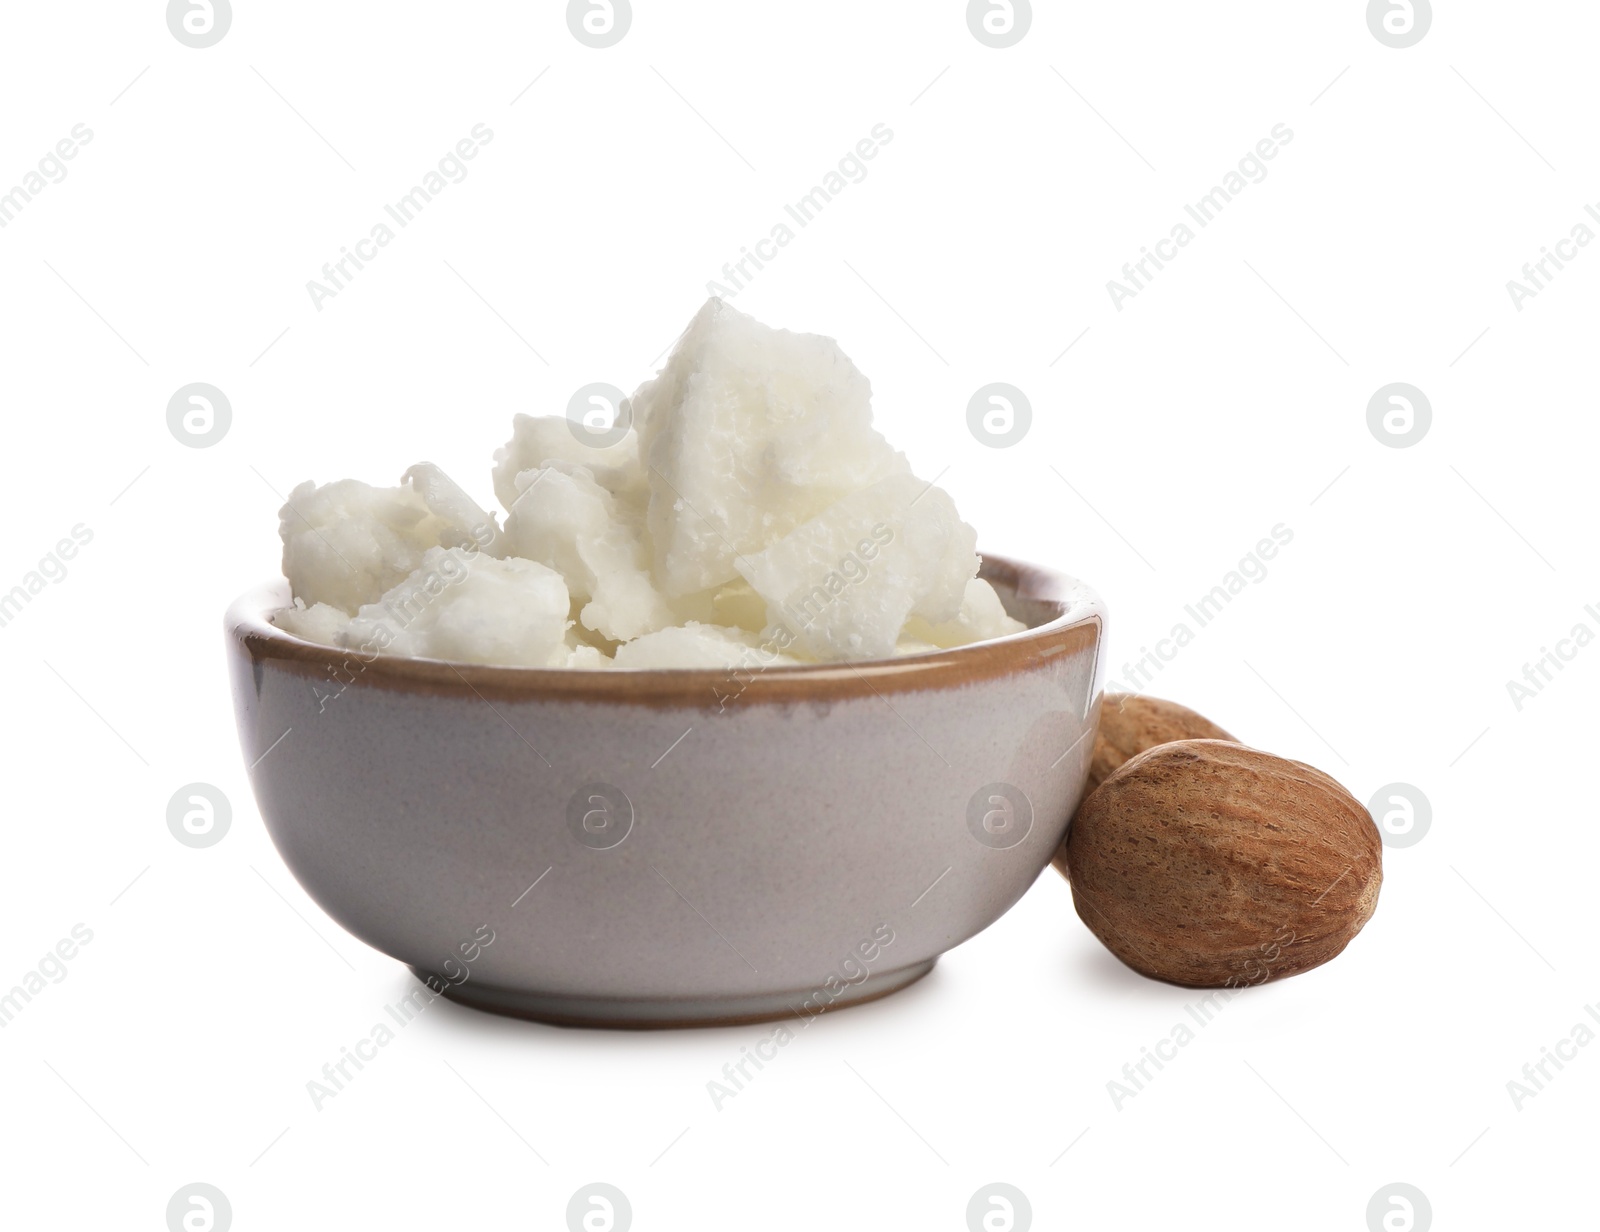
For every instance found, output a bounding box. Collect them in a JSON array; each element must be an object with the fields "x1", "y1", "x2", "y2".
[{"x1": 226, "y1": 555, "x2": 1105, "y2": 1027}]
